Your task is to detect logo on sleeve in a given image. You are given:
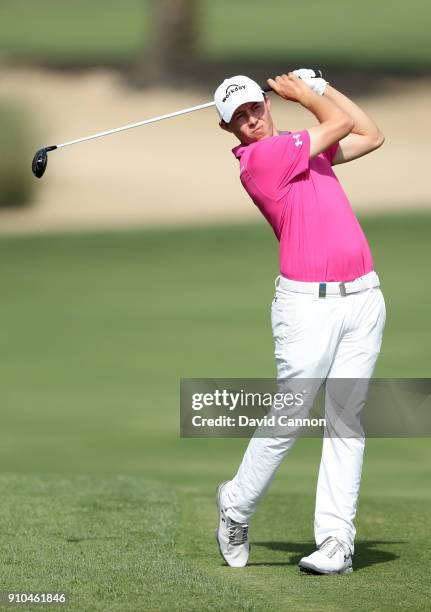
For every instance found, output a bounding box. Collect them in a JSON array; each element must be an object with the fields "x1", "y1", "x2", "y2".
[{"x1": 292, "y1": 133, "x2": 303, "y2": 147}]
